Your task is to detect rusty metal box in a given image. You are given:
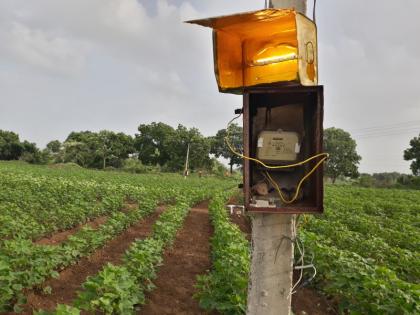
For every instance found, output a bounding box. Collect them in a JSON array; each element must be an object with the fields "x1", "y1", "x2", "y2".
[{"x1": 243, "y1": 85, "x2": 324, "y2": 214}]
